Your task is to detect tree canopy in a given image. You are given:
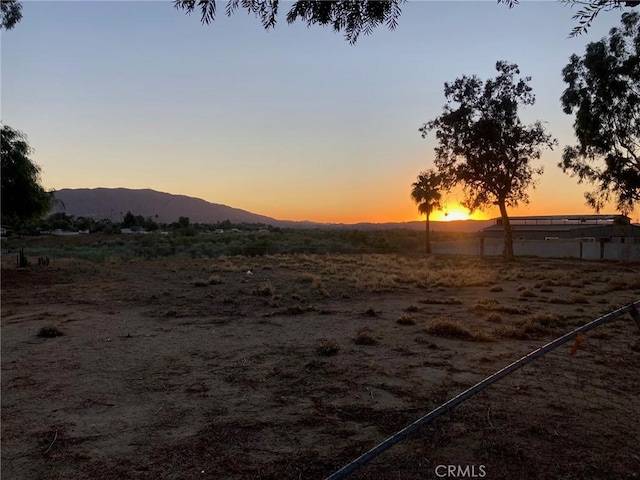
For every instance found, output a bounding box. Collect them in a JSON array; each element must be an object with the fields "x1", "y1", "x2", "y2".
[
  {"x1": 410, "y1": 170, "x2": 442, "y2": 254},
  {"x1": 420, "y1": 61, "x2": 556, "y2": 260},
  {"x1": 173, "y1": 0, "x2": 405, "y2": 44},
  {"x1": 0, "y1": 0, "x2": 22, "y2": 30},
  {"x1": 560, "y1": 11, "x2": 639, "y2": 213},
  {"x1": 2, "y1": 0, "x2": 637, "y2": 39},
  {"x1": 565, "y1": 0, "x2": 640, "y2": 36},
  {"x1": 171, "y1": 0, "x2": 638, "y2": 42},
  {"x1": 1, "y1": 126, "x2": 54, "y2": 227}
]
